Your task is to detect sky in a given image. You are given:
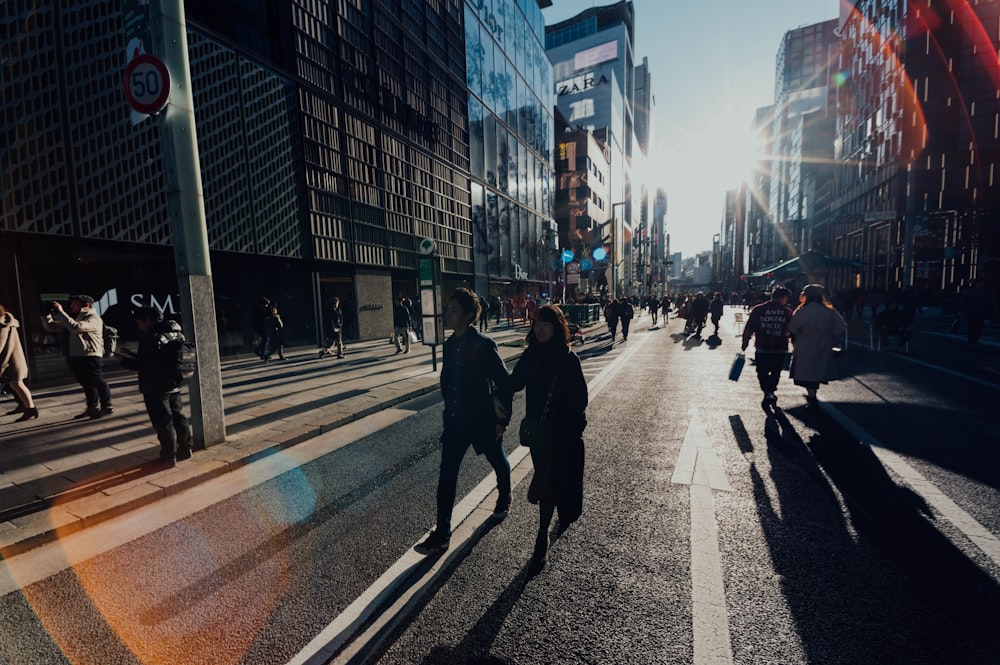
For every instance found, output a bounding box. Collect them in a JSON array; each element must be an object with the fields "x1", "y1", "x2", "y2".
[{"x1": 541, "y1": 0, "x2": 841, "y2": 258}]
